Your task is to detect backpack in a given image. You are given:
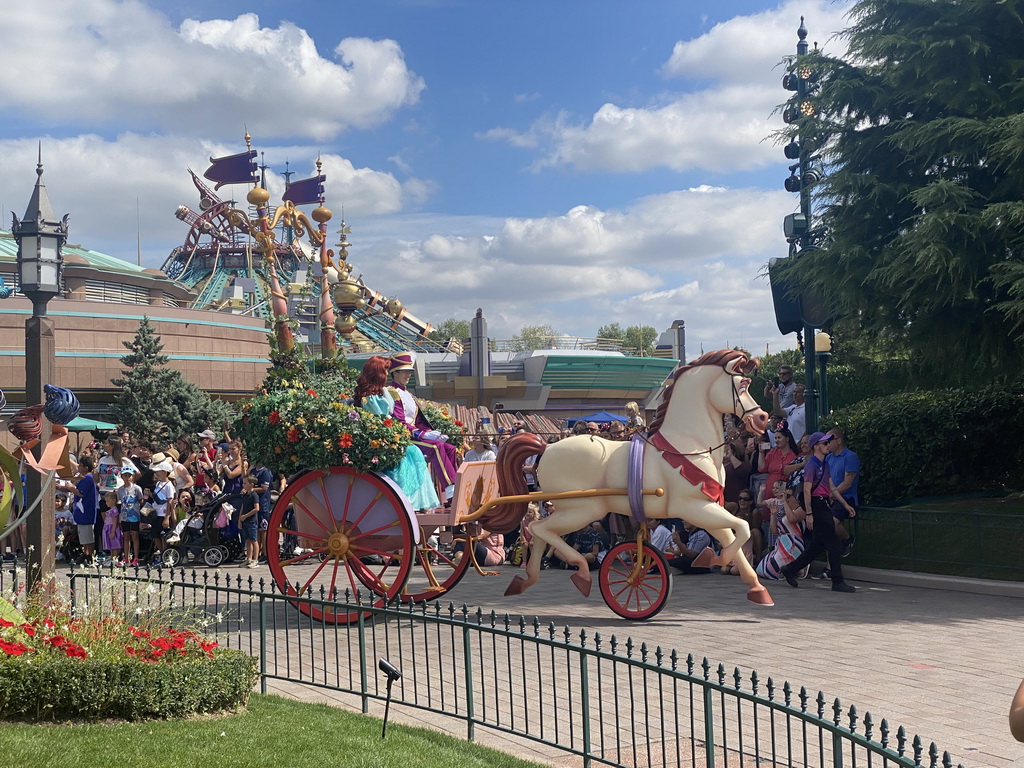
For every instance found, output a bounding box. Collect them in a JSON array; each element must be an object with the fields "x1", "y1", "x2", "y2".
[{"x1": 507, "y1": 538, "x2": 524, "y2": 566}]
